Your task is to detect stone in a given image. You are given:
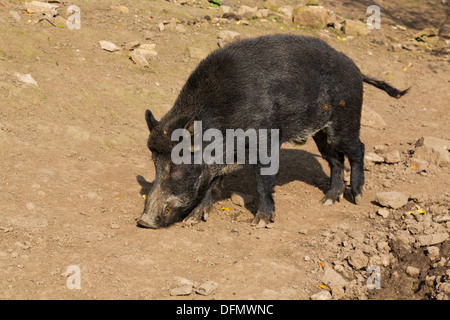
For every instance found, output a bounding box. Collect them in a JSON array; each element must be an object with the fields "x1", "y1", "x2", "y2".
[
  {"x1": 175, "y1": 24, "x2": 186, "y2": 34},
  {"x1": 376, "y1": 191, "x2": 408, "y2": 209},
  {"x1": 390, "y1": 43, "x2": 403, "y2": 52},
  {"x1": 406, "y1": 266, "x2": 420, "y2": 277},
  {"x1": 365, "y1": 152, "x2": 384, "y2": 163},
  {"x1": 25, "y1": 1, "x2": 59, "y2": 16},
  {"x1": 384, "y1": 150, "x2": 401, "y2": 164},
  {"x1": 347, "y1": 249, "x2": 368, "y2": 270},
  {"x1": 377, "y1": 208, "x2": 390, "y2": 218},
  {"x1": 361, "y1": 106, "x2": 386, "y2": 129},
  {"x1": 14, "y1": 73, "x2": 38, "y2": 86},
  {"x1": 196, "y1": 281, "x2": 219, "y2": 296},
  {"x1": 426, "y1": 246, "x2": 440, "y2": 260},
  {"x1": 218, "y1": 30, "x2": 241, "y2": 48},
  {"x1": 322, "y1": 267, "x2": 348, "y2": 298},
  {"x1": 129, "y1": 50, "x2": 149, "y2": 68},
  {"x1": 343, "y1": 19, "x2": 370, "y2": 36},
  {"x1": 310, "y1": 290, "x2": 332, "y2": 300},
  {"x1": 264, "y1": 0, "x2": 281, "y2": 12},
  {"x1": 124, "y1": 41, "x2": 140, "y2": 51},
  {"x1": 417, "y1": 233, "x2": 449, "y2": 246},
  {"x1": 237, "y1": 5, "x2": 258, "y2": 19},
  {"x1": 170, "y1": 285, "x2": 193, "y2": 296},
  {"x1": 415, "y1": 27, "x2": 439, "y2": 38},
  {"x1": 293, "y1": 5, "x2": 328, "y2": 28},
  {"x1": 276, "y1": 5, "x2": 294, "y2": 23},
  {"x1": 414, "y1": 146, "x2": 450, "y2": 167},
  {"x1": 402, "y1": 43, "x2": 417, "y2": 51},
  {"x1": 129, "y1": 48, "x2": 156, "y2": 68},
  {"x1": 110, "y1": 223, "x2": 120, "y2": 229},
  {"x1": 415, "y1": 136, "x2": 449, "y2": 150},
  {"x1": 409, "y1": 158, "x2": 429, "y2": 171},
  {"x1": 99, "y1": 41, "x2": 120, "y2": 52}
]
